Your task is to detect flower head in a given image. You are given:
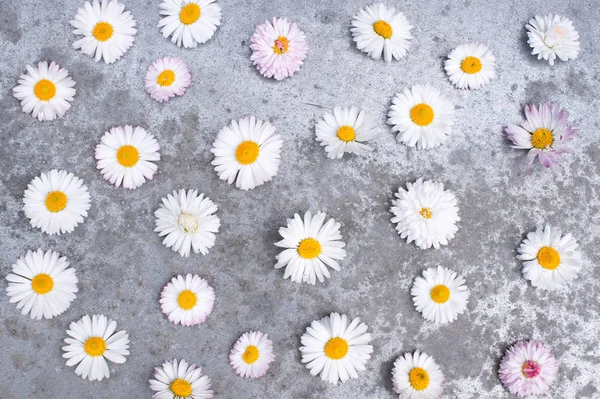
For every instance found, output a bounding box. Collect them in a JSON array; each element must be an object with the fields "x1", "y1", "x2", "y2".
[
  {"x1": 526, "y1": 14, "x2": 580, "y2": 65},
  {"x1": 158, "y1": 0, "x2": 221, "y2": 48},
  {"x1": 145, "y1": 57, "x2": 191, "y2": 102},
  {"x1": 444, "y1": 43, "x2": 496, "y2": 90},
  {"x1": 392, "y1": 350, "x2": 444, "y2": 399},
  {"x1": 229, "y1": 331, "x2": 275, "y2": 379},
  {"x1": 149, "y1": 359, "x2": 213, "y2": 398},
  {"x1": 499, "y1": 341, "x2": 558, "y2": 397},
  {"x1": 160, "y1": 274, "x2": 215, "y2": 326}
]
